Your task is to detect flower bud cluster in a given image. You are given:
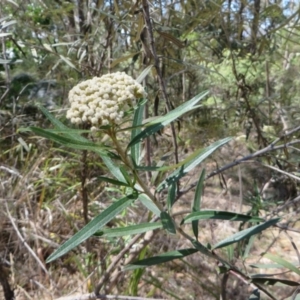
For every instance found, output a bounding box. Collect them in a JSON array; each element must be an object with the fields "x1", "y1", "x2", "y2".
[{"x1": 66, "y1": 72, "x2": 146, "y2": 131}]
